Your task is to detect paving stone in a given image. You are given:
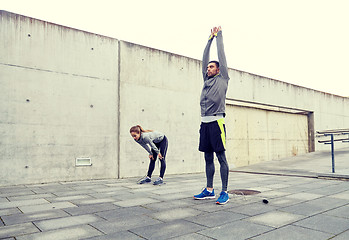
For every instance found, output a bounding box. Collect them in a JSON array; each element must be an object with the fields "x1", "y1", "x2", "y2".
[
  {"x1": 91, "y1": 187, "x2": 126, "y2": 193},
  {"x1": 52, "y1": 189, "x2": 96, "y2": 197},
  {"x1": 83, "y1": 231, "x2": 143, "y2": 240},
  {"x1": 18, "y1": 201, "x2": 77, "y2": 214},
  {"x1": 7, "y1": 194, "x2": 55, "y2": 201},
  {"x1": 281, "y1": 197, "x2": 349, "y2": 216},
  {"x1": 2, "y1": 210, "x2": 70, "y2": 225},
  {"x1": 95, "y1": 206, "x2": 152, "y2": 220},
  {"x1": 15, "y1": 224, "x2": 103, "y2": 240},
  {"x1": 258, "y1": 190, "x2": 293, "y2": 199},
  {"x1": 113, "y1": 197, "x2": 160, "y2": 207},
  {"x1": 63, "y1": 203, "x2": 120, "y2": 216},
  {"x1": 144, "y1": 199, "x2": 195, "y2": 211},
  {"x1": 309, "y1": 184, "x2": 349, "y2": 195},
  {"x1": 149, "y1": 208, "x2": 202, "y2": 222},
  {"x1": 247, "y1": 210, "x2": 305, "y2": 228},
  {"x1": 324, "y1": 204, "x2": 349, "y2": 219},
  {"x1": 169, "y1": 233, "x2": 213, "y2": 240},
  {"x1": 155, "y1": 192, "x2": 191, "y2": 201},
  {"x1": 0, "y1": 208, "x2": 21, "y2": 216},
  {"x1": 129, "y1": 219, "x2": 205, "y2": 240},
  {"x1": 266, "y1": 196, "x2": 307, "y2": 207},
  {"x1": 72, "y1": 198, "x2": 116, "y2": 205},
  {"x1": 331, "y1": 229, "x2": 349, "y2": 240},
  {"x1": 47, "y1": 194, "x2": 92, "y2": 202},
  {"x1": 293, "y1": 214, "x2": 349, "y2": 234},
  {"x1": 0, "y1": 190, "x2": 34, "y2": 198},
  {"x1": 250, "y1": 224, "x2": 333, "y2": 240},
  {"x1": 0, "y1": 199, "x2": 49, "y2": 209},
  {"x1": 90, "y1": 214, "x2": 162, "y2": 234},
  {"x1": 0, "y1": 222, "x2": 39, "y2": 239},
  {"x1": 199, "y1": 219, "x2": 274, "y2": 240},
  {"x1": 287, "y1": 192, "x2": 324, "y2": 200},
  {"x1": 186, "y1": 210, "x2": 248, "y2": 227},
  {"x1": 228, "y1": 201, "x2": 279, "y2": 216},
  {"x1": 34, "y1": 214, "x2": 103, "y2": 231},
  {"x1": 329, "y1": 191, "x2": 349, "y2": 200}
]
